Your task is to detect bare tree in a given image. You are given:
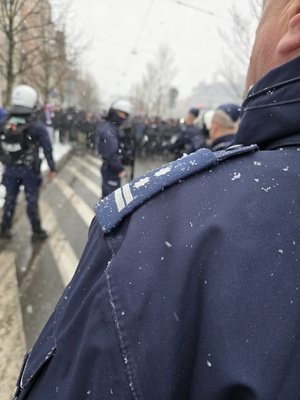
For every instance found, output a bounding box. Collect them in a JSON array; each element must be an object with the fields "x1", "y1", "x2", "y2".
[
  {"x1": 75, "y1": 71, "x2": 101, "y2": 113},
  {"x1": 0, "y1": 0, "x2": 56, "y2": 106},
  {"x1": 249, "y1": 0, "x2": 263, "y2": 20},
  {"x1": 131, "y1": 45, "x2": 177, "y2": 116},
  {"x1": 218, "y1": 0, "x2": 261, "y2": 102},
  {"x1": 20, "y1": 3, "x2": 61, "y2": 101},
  {"x1": 22, "y1": 0, "x2": 87, "y2": 105}
]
